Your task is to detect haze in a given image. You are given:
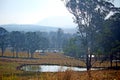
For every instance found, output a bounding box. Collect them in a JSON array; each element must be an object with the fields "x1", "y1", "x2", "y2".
[{"x1": 0, "y1": 0, "x2": 120, "y2": 28}]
